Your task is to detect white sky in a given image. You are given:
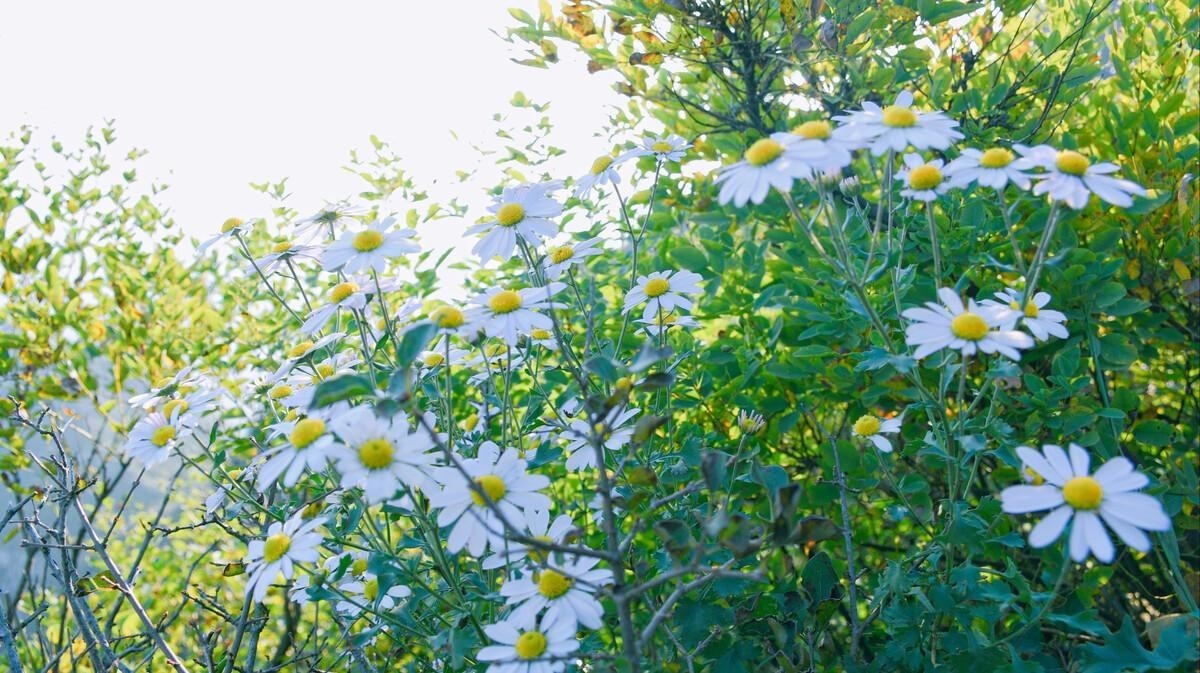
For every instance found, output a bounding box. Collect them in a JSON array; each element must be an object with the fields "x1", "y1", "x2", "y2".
[{"x1": 0, "y1": 1, "x2": 626, "y2": 257}]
